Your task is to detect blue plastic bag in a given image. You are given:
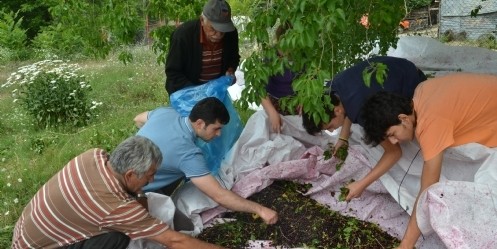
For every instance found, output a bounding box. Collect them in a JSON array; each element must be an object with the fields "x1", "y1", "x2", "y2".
[{"x1": 169, "y1": 76, "x2": 243, "y2": 175}]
